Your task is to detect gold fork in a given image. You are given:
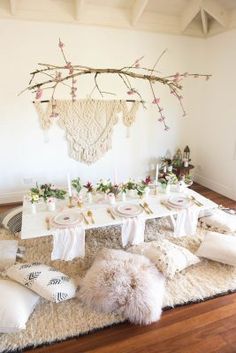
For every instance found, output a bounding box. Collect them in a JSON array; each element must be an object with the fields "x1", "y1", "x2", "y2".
[
  {"x1": 87, "y1": 210, "x2": 95, "y2": 224},
  {"x1": 160, "y1": 200, "x2": 172, "y2": 211},
  {"x1": 139, "y1": 203, "x2": 150, "y2": 214},
  {"x1": 107, "y1": 208, "x2": 116, "y2": 220},
  {"x1": 81, "y1": 212, "x2": 89, "y2": 225},
  {"x1": 190, "y1": 196, "x2": 202, "y2": 207},
  {"x1": 143, "y1": 202, "x2": 153, "y2": 214}
]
